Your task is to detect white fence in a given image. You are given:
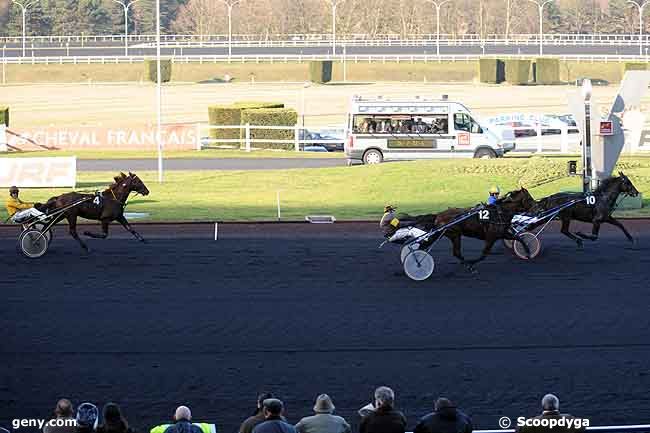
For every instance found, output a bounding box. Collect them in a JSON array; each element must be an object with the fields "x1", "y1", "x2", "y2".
[
  {"x1": 3, "y1": 33, "x2": 650, "y2": 46},
  {"x1": 4, "y1": 53, "x2": 650, "y2": 65},
  {"x1": 198, "y1": 124, "x2": 344, "y2": 152}
]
